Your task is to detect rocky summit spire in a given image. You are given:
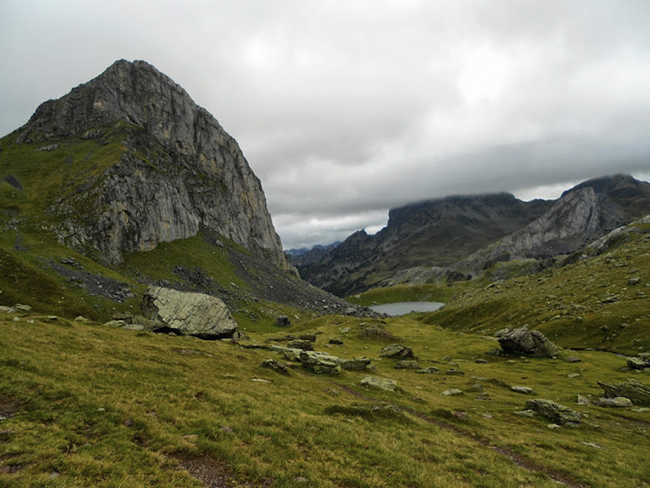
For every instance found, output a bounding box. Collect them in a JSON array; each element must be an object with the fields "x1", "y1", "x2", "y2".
[{"x1": 16, "y1": 59, "x2": 290, "y2": 270}]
